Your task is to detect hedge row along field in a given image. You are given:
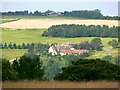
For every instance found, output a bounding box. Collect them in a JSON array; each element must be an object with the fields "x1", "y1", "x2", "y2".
[{"x1": 42, "y1": 24, "x2": 119, "y2": 38}]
